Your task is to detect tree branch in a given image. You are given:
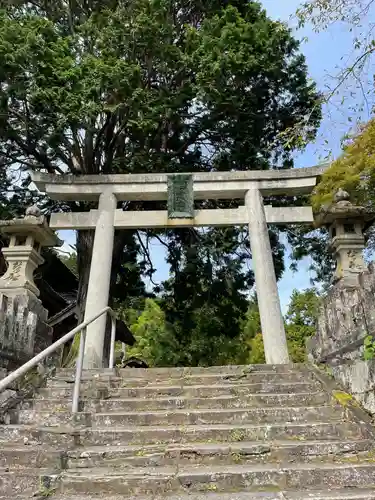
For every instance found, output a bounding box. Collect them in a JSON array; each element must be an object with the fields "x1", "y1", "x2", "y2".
[
  {"x1": 326, "y1": 46, "x2": 375, "y2": 103},
  {"x1": 135, "y1": 230, "x2": 158, "y2": 286}
]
